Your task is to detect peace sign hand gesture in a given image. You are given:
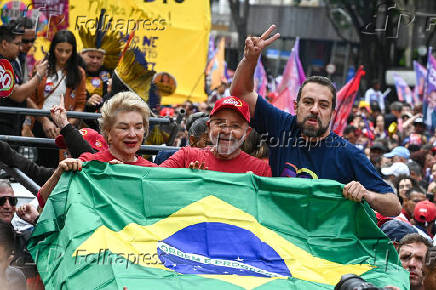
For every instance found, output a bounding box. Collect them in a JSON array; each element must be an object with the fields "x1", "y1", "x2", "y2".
[{"x1": 244, "y1": 25, "x2": 280, "y2": 62}]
